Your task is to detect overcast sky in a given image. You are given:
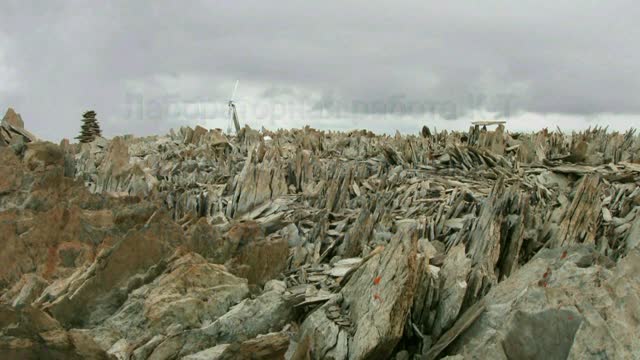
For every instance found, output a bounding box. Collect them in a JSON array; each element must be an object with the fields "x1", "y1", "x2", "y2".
[{"x1": 1, "y1": 1, "x2": 639, "y2": 140}]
